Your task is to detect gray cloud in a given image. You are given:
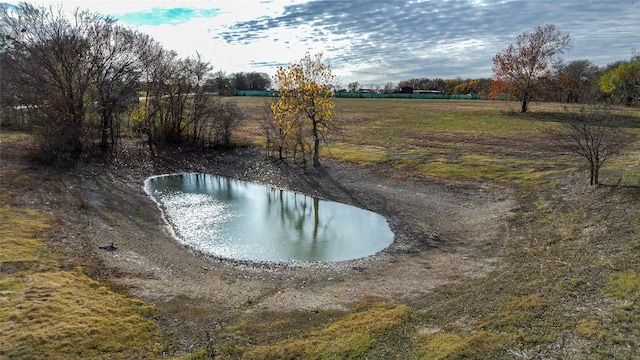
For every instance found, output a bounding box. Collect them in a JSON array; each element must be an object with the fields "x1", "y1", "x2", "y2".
[{"x1": 217, "y1": 0, "x2": 639, "y2": 83}]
